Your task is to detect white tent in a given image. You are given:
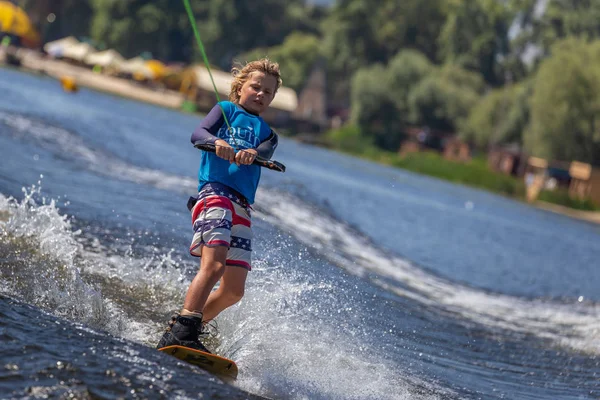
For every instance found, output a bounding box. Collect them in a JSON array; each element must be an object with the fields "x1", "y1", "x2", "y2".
[
  {"x1": 84, "y1": 49, "x2": 124, "y2": 68},
  {"x1": 43, "y1": 36, "x2": 79, "y2": 58},
  {"x1": 61, "y1": 42, "x2": 96, "y2": 62},
  {"x1": 118, "y1": 57, "x2": 153, "y2": 78},
  {"x1": 193, "y1": 66, "x2": 232, "y2": 97},
  {"x1": 270, "y1": 86, "x2": 298, "y2": 112}
]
